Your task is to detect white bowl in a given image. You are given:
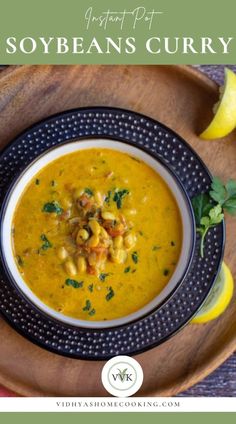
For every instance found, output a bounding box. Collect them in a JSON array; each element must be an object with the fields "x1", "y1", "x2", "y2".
[{"x1": 1, "y1": 139, "x2": 195, "y2": 328}]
